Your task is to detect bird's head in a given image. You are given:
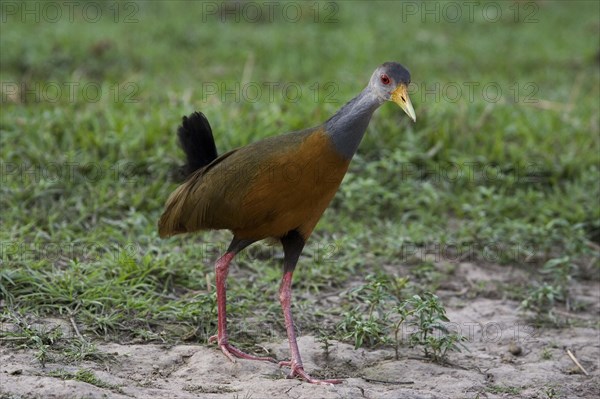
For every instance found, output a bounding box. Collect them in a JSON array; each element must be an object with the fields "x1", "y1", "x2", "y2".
[{"x1": 369, "y1": 62, "x2": 416, "y2": 122}]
